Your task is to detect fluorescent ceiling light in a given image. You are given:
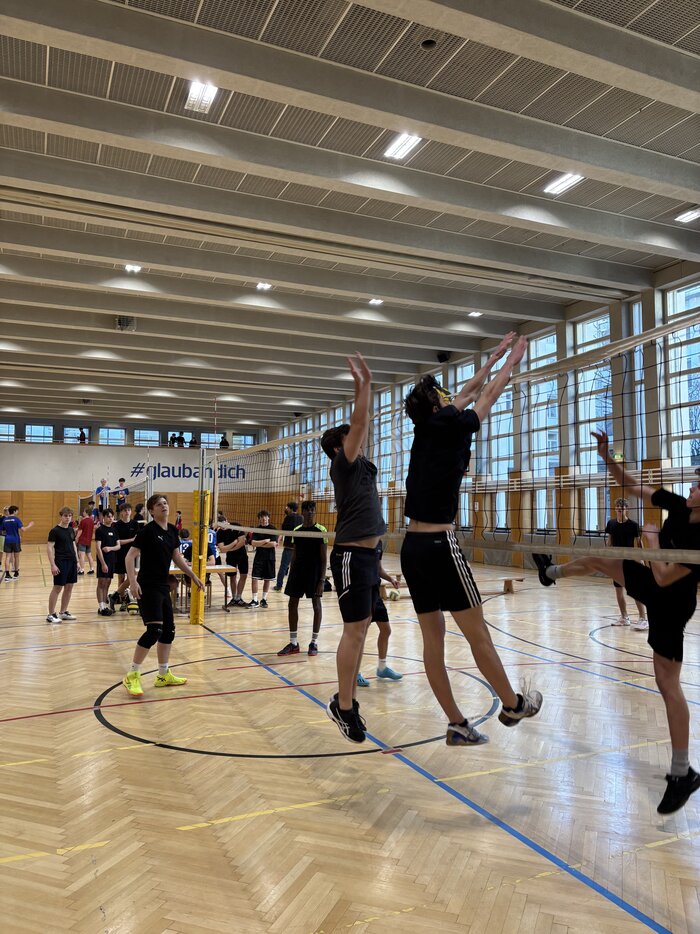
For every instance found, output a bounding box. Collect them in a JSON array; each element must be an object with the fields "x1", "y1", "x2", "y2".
[
  {"x1": 368, "y1": 298, "x2": 383, "y2": 305},
  {"x1": 126, "y1": 413, "x2": 148, "y2": 419},
  {"x1": 185, "y1": 81, "x2": 218, "y2": 114},
  {"x1": 80, "y1": 349, "x2": 123, "y2": 360},
  {"x1": 1, "y1": 406, "x2": 24, "y2": 413},
  {"x1": 145, "y1": 389, "x2": 177, "y2": 397},
  {"x1": 676, "y1": 208, "x2": 700, "y2": 223},
  {"x1": 70, "y1": 385, "x2": 104, "y2": 393},
  {"x1": 468, "y1": 311, "x2": 483, "y2": 317},
  {"x1": 217, "y1": 394, "x2": 245, "y2": 402},
  {"x1": 239, "y1": 419, "x2": 257, "y2": 425},
  {"x1": 256, "y1": 282, "x2": 272, "y2": 291},
  {"x1": 544, "y1": 173, "x2": 585, "y2": 195},
  {"x1": 0, "y1": 379, "x2": 24, "y2": 388},
  {"x1": 0, "y1": 341, "x2": 23, "y2": 352},
  {"x1": 384, "y1": 133, "x2": 422, "y2": 160},
  {"x1": 124, "y1": 264, "x2": 142, "y2": 273},
  {"x1": 64, "y1": 410, "x2": 88, "y2": 416},
  {"x1": 281, "y1": 400, "x2": 306, "y2": 406},
  {"x1": 185, "y1": 417, "x2": 202, "y2": 423}
]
